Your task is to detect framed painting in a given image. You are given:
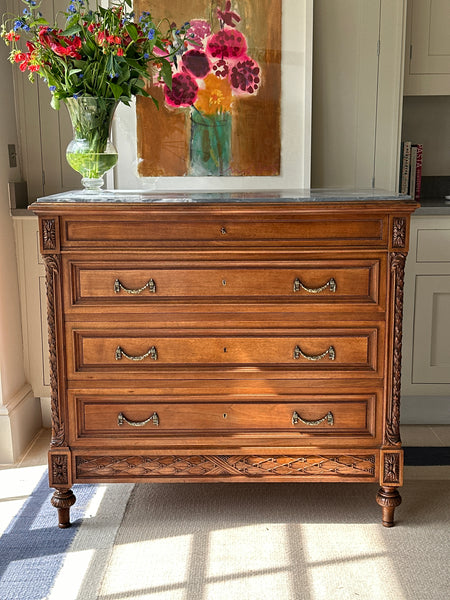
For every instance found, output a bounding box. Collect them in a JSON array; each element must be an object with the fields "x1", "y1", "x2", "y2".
[{"x1": 113, "y1": 0, "x2": 312, "y2": 190}]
